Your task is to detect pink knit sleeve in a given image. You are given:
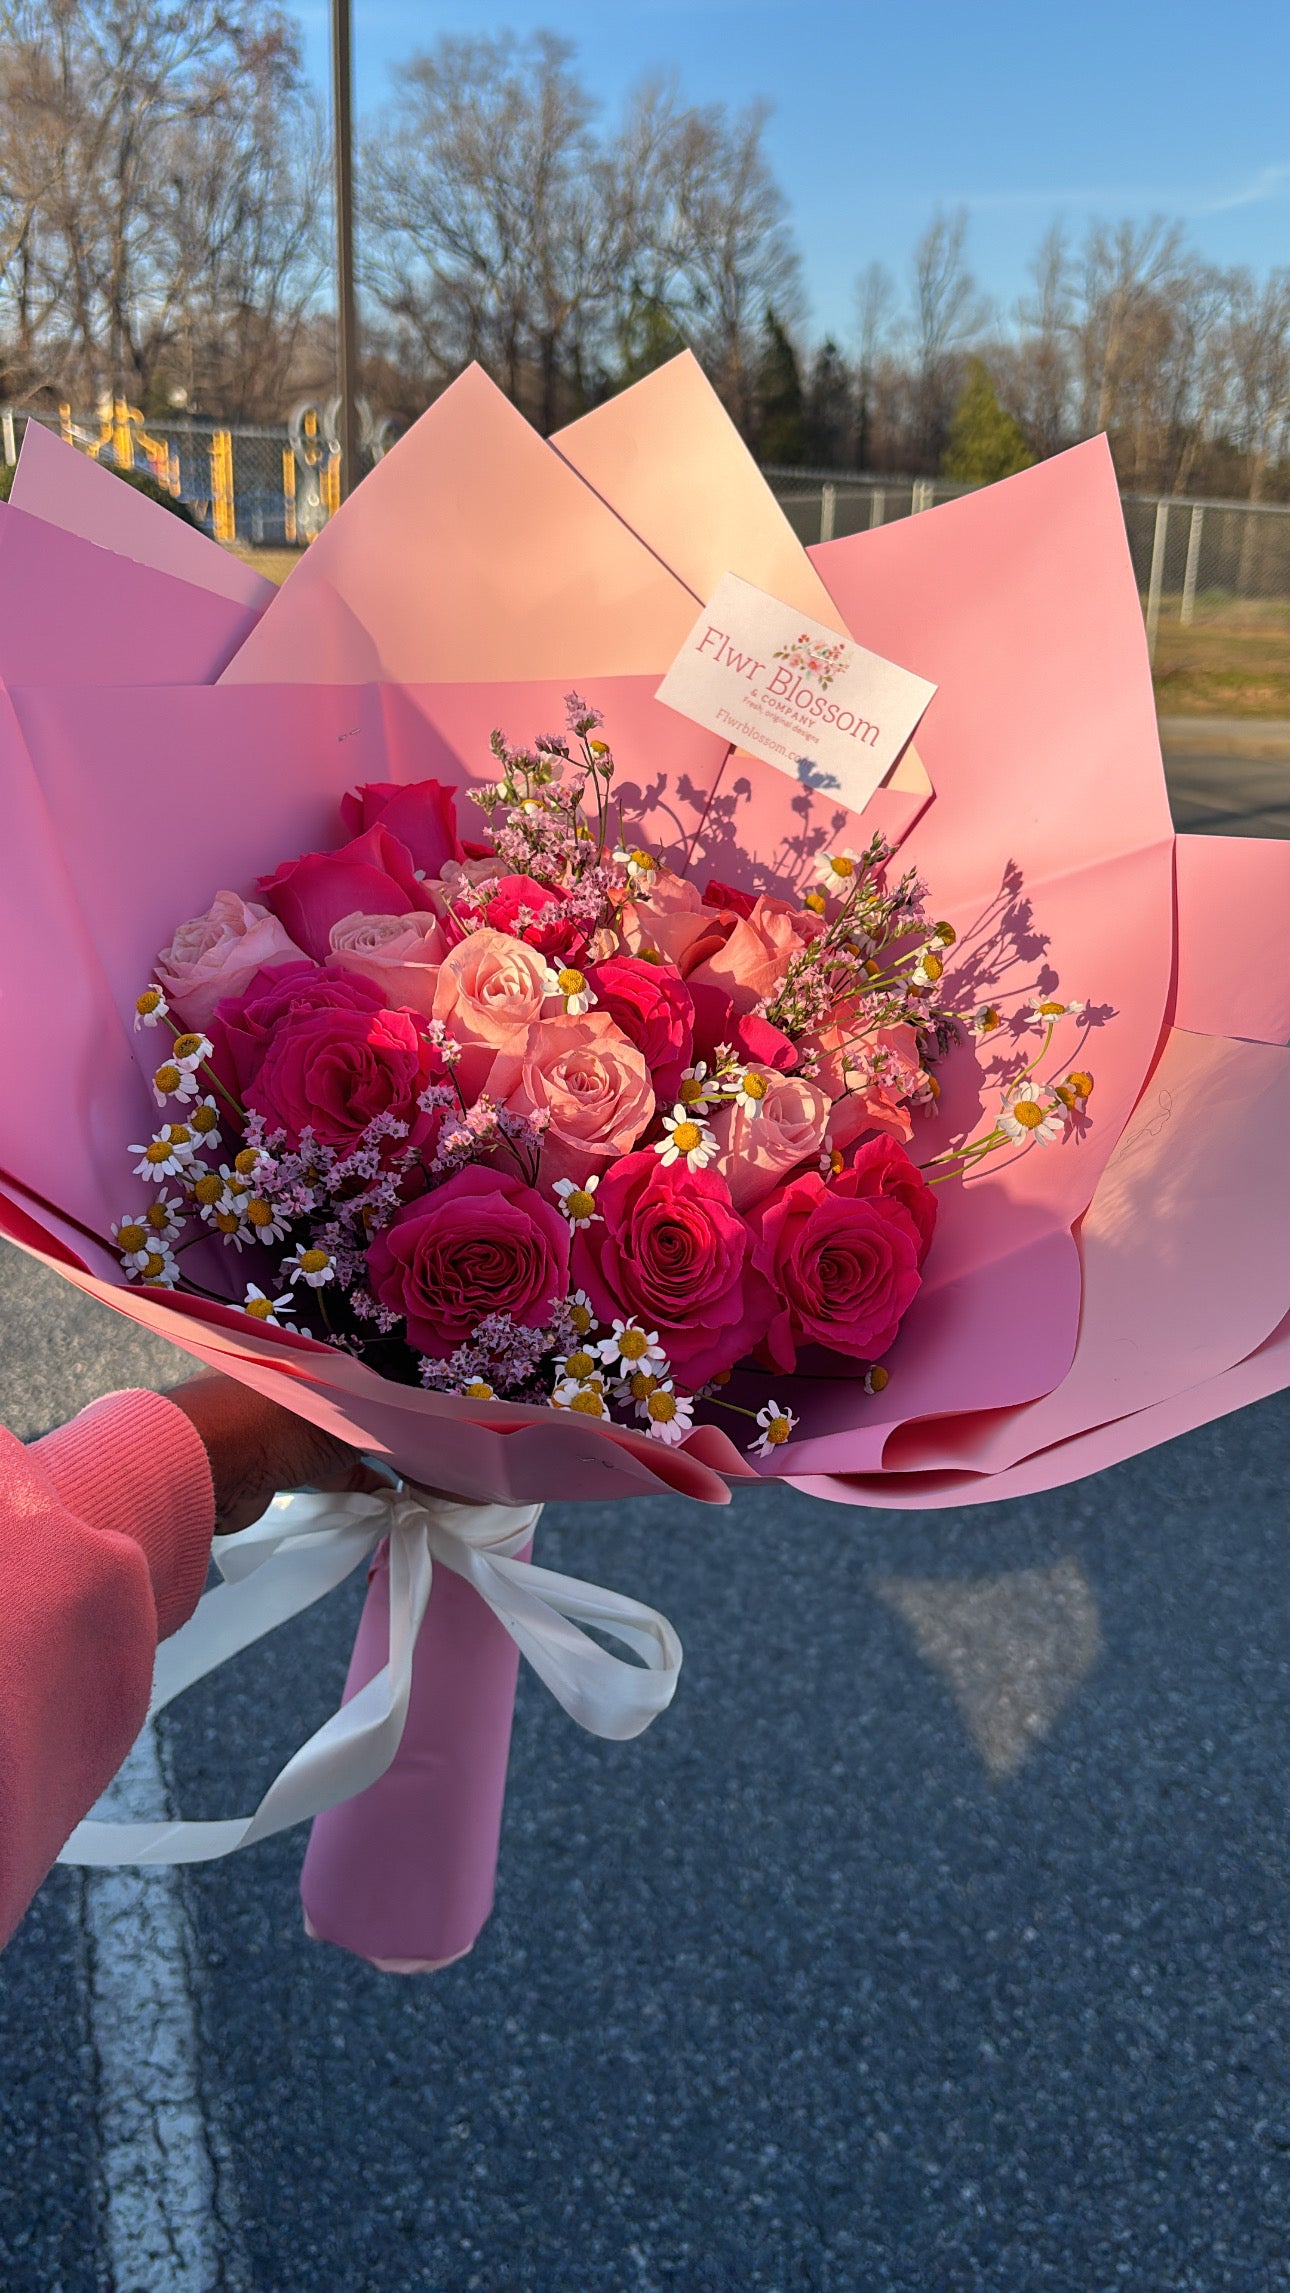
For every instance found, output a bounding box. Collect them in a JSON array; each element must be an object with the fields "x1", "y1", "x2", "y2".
[{"x1": 0, "y1": 1389, "x2": 215, "y2": 1950}]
